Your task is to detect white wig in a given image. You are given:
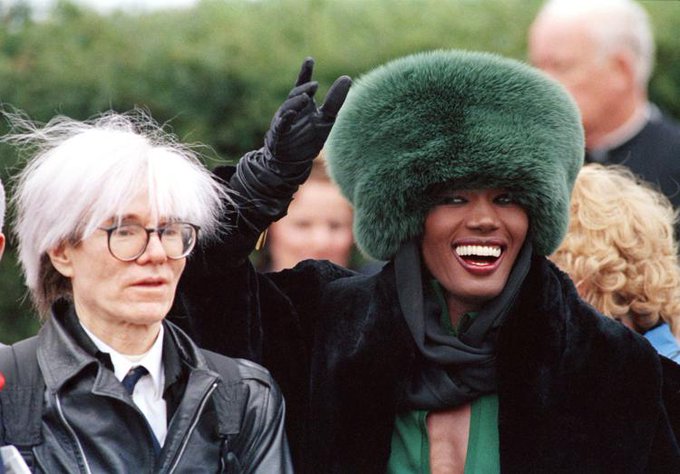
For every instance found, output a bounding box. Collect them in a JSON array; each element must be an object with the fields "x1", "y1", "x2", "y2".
[
  {"x1": 537, "y1": 0, "x2": 655, "y2": 86},
  {"x1": 8, "y1": 110, "x2": 228, "y2": 309},
  {"x1": 0, "y1": 178, "x2": 5, "y2": 232}
]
